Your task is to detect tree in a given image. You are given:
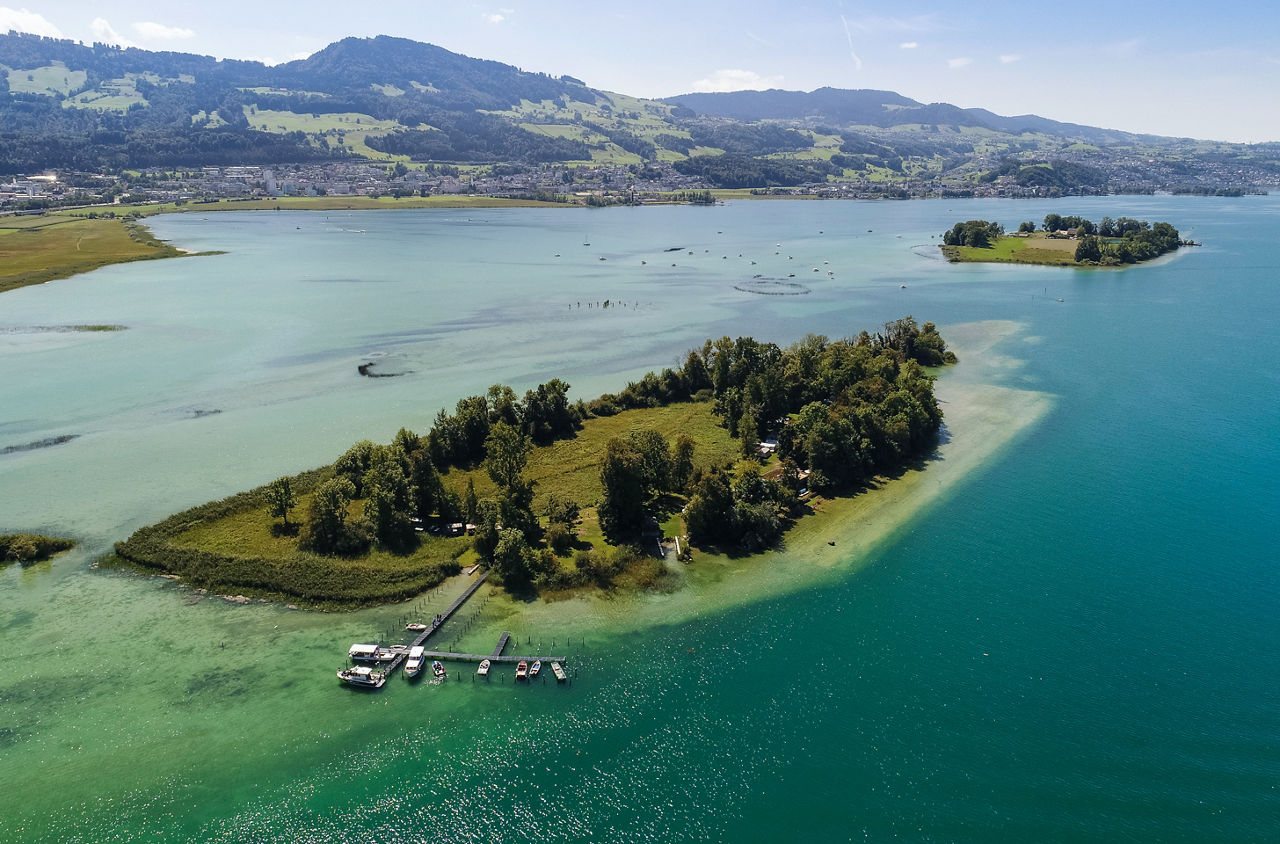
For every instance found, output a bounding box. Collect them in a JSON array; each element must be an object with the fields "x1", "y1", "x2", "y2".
[
  {"x1": 543, "y1": 494, "x2": 580, "y2": 526},
  {"x1": 738, "y1": 403, "x2": 760, "y2": 459},
  {"x1": 265, "y1": 476, "x2": 297, "y2": 531},
  {"x1": 491, "y1": 528, "x2": 536, "y2": 588},
  {"x1": 484, "y1": 421, "x2": 532, "y2": 490},
  {"x1": 684, "y1": 470, "x2": 736, "y2": 546},
  {"x1": 408, "y1": 449, "x2": 443, "y2": 520},
  {"x1": 1018, "y1": 221, "x2": 1035, "y2": 233},
  {"x1": 598, "y1": 437, "x2": 646, "y2": 538},
  {"x1": 303, "y1": 477, "x2": 360, "y2": 555},
  {"x1": 486, "y1": 384, "x2": 521, "y2": 426},
  {"x1": 1075, "y1": 234, "x2": 1102, "y2": 263},
  {"x1": 671, "y1": 434, "x2": 696, "y2": 490},
  {"x1": 1043, "y1": 213, "x2": 1063, "y2": 233},
  {"x1": 463, "y1": 477, "x2": 479, "y2": 525},
  {"x1": 628, "y1": 429, "x2": 671, "y2": 492}
]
